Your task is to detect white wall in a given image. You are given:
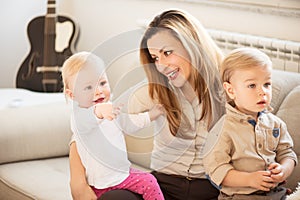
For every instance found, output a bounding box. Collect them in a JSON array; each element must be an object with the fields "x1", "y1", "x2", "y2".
[{"x1": 1, "y1": 0, "x2": 300, "y2": 88}]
